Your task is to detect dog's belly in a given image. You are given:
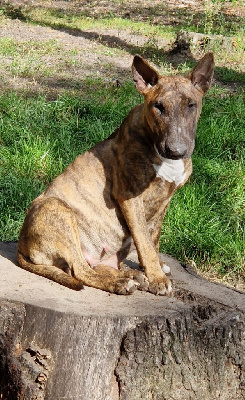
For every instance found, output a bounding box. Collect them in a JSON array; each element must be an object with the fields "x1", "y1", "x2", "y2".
[
  {"x1": 74, "y1": 185, "x2": 134, "y2": 269},
  {"x1": 81, "y1": 236, "x2": 134, "y2": 269},
  {"x1": 82, "y1": 250, "x2": 118, "y2": 269},
  {"x1": 74, "y1": 187, "x2": 133, "y2": 269}
]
